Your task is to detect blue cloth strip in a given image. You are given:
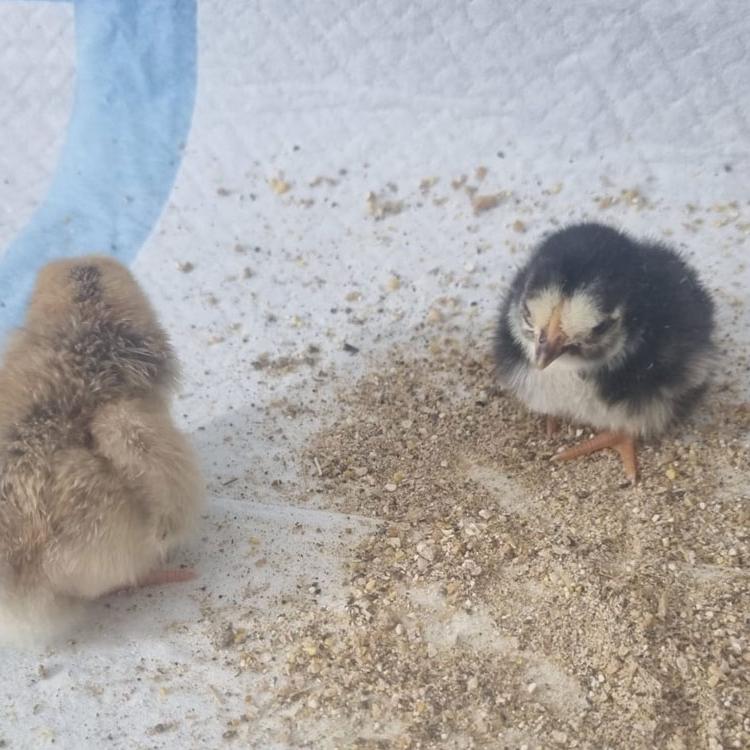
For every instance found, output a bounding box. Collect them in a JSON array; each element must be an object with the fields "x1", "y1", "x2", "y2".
[{"x1": 0, "y1": 0, "x2": 197, "y2": 340}]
